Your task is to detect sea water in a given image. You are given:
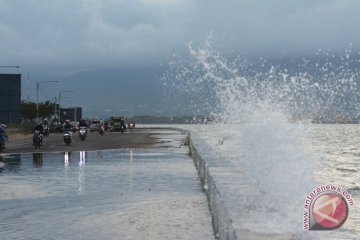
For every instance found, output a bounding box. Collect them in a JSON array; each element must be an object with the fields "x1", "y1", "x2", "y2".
[
  {"x1": 139, "y1": 123, "x2": 359, "y2": 239},
  {"x1": 186, "y1": 123, "x2": 359, "y2": 239},
  {"x1": 161, "y1": 35, "x2": 360, "y2": 239}
]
